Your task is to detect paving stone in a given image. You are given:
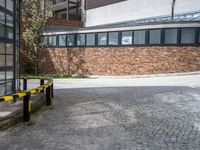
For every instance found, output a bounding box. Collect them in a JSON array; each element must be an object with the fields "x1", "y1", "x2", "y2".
[{"x1": 1, "y1": 77, "x2": 200, "y2": 149}]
